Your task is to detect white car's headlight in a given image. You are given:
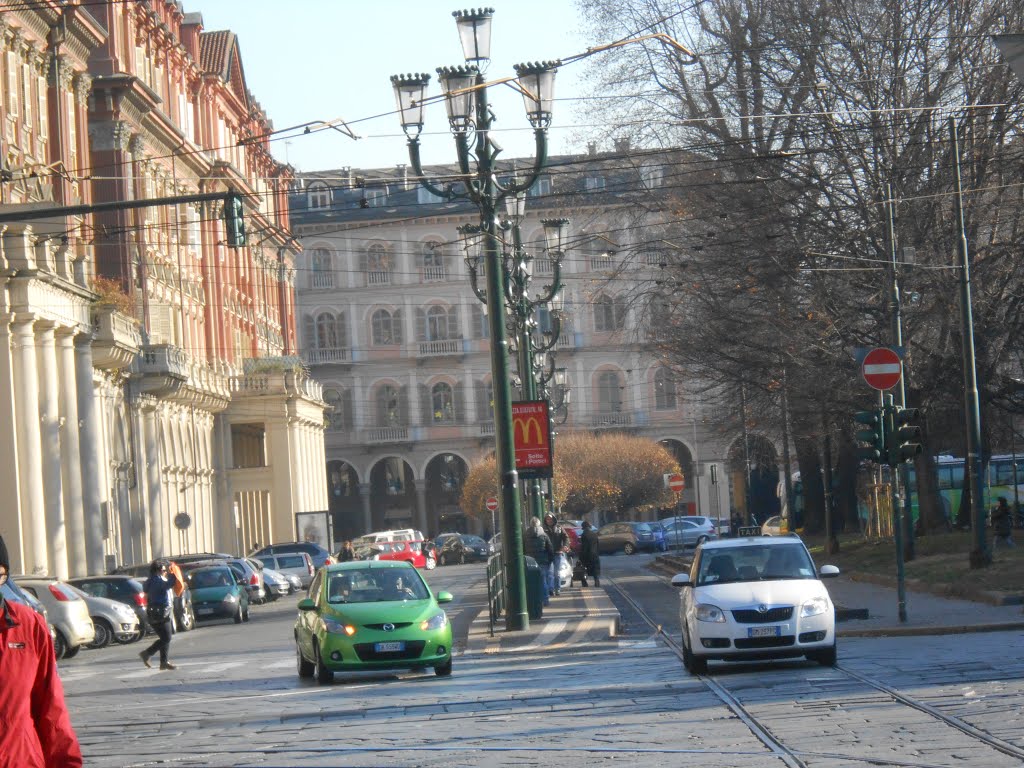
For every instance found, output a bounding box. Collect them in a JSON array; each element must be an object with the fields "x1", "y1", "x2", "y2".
[
  {"x1": 800, "y1": 596, "x2": 829, "y2": 618},
  {"x1": 420, "y1": 611, "x2": 448, "y2": 631},
  {"x1": 695, "y1": 603, "x2": 726, "y2": 623}
]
